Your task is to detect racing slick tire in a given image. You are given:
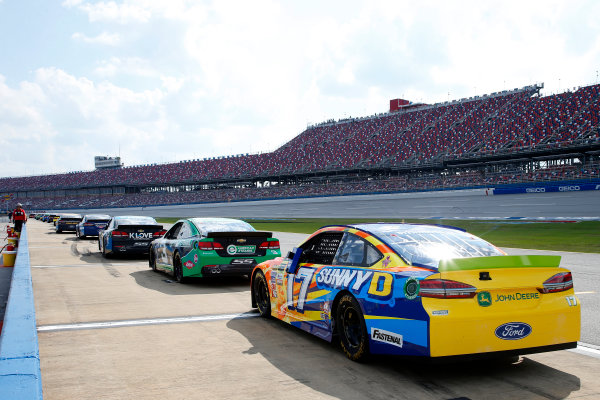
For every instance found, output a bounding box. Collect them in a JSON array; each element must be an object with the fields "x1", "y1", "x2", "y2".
[
  {"x1": 173, "y1": 254, "x2": 186, "y2": 283},
  {"x1": 101, "y1": 239, "x2": 112, "y2": 259},
  {"x1": 149, "y1": 249, "x2": 157, "y2": 271},
  {"x1": 253, "y1": 271, "x2": 271, "y2": 317},
  {"x1": 336, "y1": 294, "x2": 370, "y2": 362}
]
